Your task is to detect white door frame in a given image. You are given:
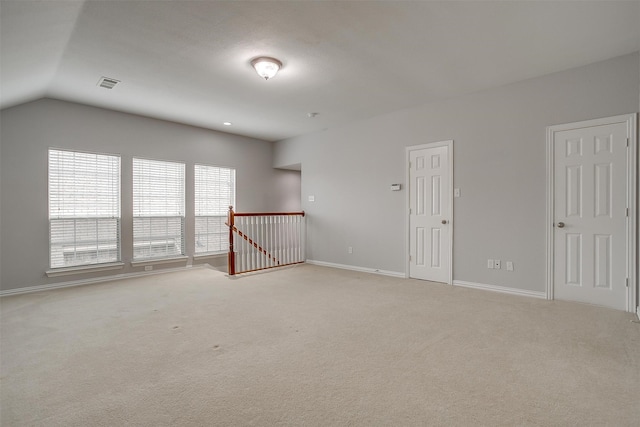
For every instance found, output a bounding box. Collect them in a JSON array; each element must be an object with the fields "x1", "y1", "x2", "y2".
[
  {"x1": 546, "y1": 114, "x2": 637, "y2": 312},
  {"x1": 405, "y1": 140, "x2": 454, "y2": 284}
]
